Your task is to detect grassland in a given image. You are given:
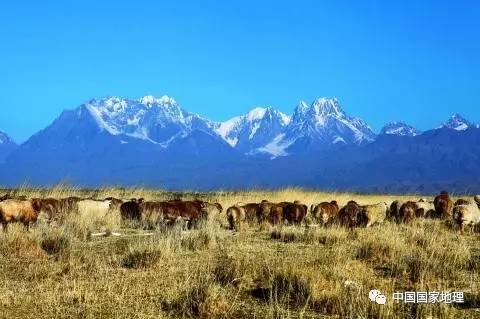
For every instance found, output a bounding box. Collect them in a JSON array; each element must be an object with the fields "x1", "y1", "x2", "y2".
[{"x1": 0, "y1": 187, "x2": 479, "y2": 319}]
